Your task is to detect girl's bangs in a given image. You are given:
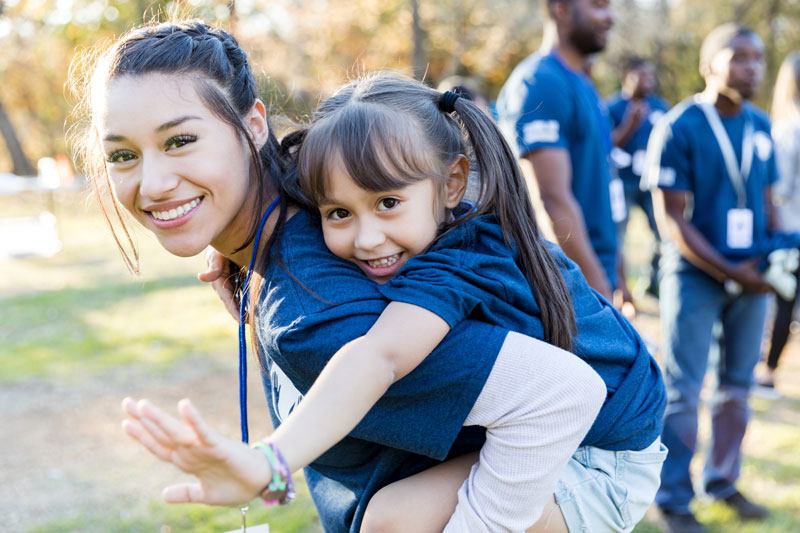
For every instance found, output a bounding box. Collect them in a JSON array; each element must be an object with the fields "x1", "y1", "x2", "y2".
[{"x1": 301, "y1": 103, "x2": 442, "y2": 204}]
